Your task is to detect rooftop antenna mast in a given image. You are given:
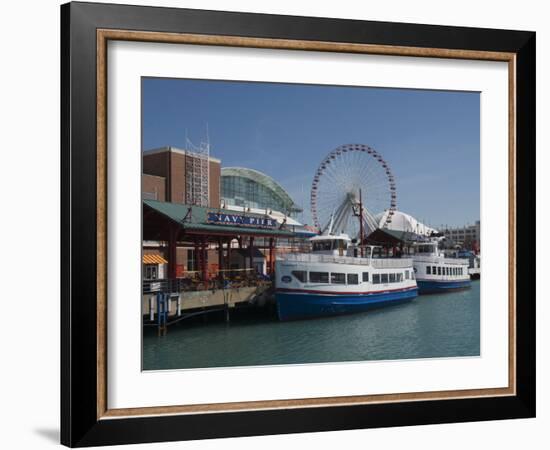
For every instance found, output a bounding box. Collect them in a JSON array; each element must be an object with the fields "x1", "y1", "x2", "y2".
[{"x1": 184, "y1": 125, "x2": 210, "y2": 207}]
